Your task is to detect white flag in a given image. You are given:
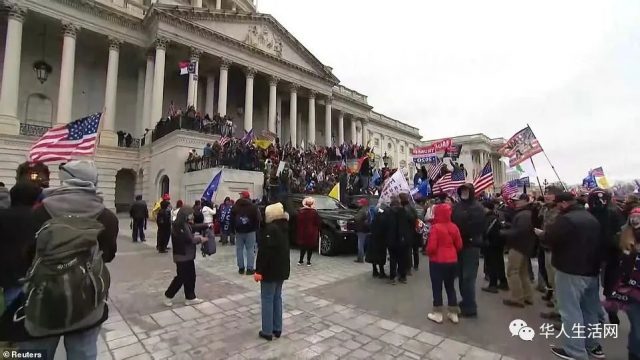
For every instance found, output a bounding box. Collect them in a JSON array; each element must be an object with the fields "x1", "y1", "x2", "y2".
[{"x1": 377, "y1": 171, "x2": 412, "y2": 208}]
